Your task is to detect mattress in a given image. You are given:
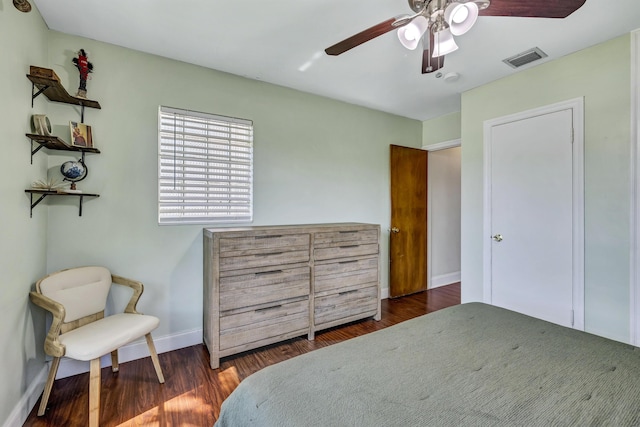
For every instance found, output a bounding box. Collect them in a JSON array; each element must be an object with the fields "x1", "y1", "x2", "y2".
[{"x1": 215, "y1": 302, "x2": 640, "y2": 426}]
